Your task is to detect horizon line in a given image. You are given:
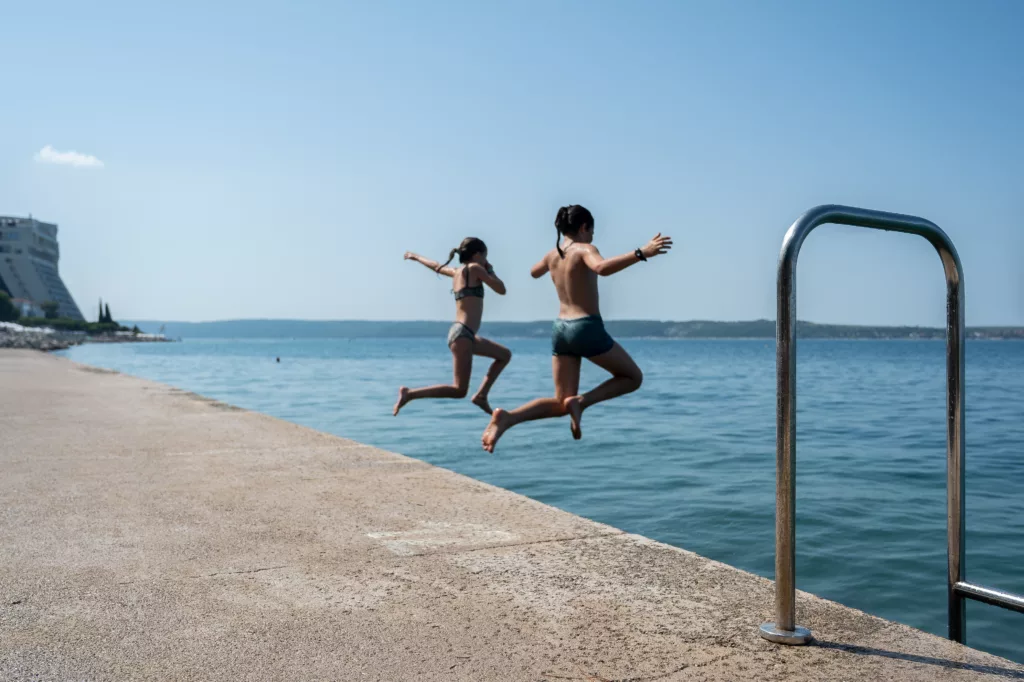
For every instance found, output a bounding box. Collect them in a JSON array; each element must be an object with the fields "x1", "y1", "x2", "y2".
[{"x1": 119, "y1": 318, "x2": 1024, "y2": 329}]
